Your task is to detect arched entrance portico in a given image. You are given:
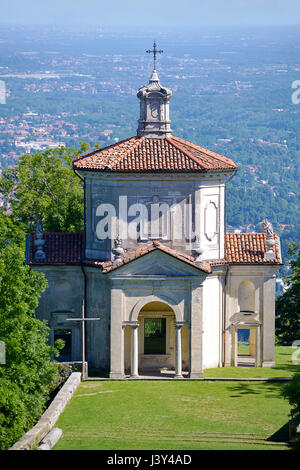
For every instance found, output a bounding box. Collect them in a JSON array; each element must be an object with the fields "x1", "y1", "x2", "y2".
[
  {"x1": 109, "y1": 278, "x2": 204, "y2": 379},
  {"x1": 124, "y1": 301, "x2": 189, "y2": 378}
]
